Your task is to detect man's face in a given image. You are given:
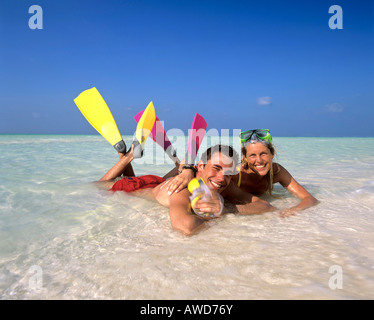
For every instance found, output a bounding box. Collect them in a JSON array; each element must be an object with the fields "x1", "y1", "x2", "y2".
[{"x1": 198, "y1": 152, "x2": 235, "y2": 193}]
